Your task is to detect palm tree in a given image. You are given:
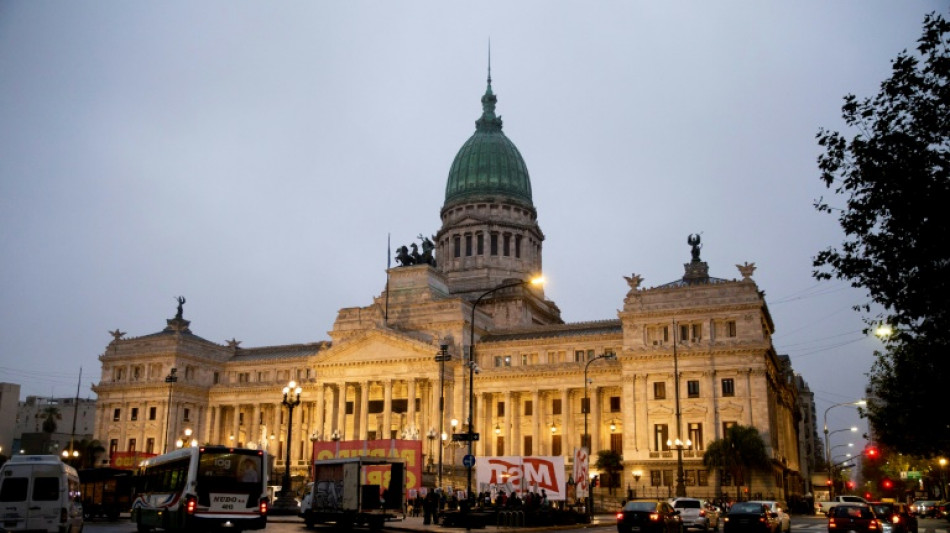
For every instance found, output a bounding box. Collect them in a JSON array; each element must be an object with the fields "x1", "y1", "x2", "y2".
[
  {"x1": 702, "y1": 424, "x2": 771, "y2": 500},
  {"x1": 594, "y1": 449, "x2": 624, "y2": 495},
  {"x1": 37, "y1": 405, "x2": 61, "y2": 434}
]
